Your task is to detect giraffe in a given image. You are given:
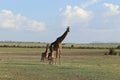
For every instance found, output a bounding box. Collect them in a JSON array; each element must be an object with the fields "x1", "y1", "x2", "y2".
[
  {"x1": 48, "y1": 26, "x2": 70, "y2": 64},
  {"x1": 41, "y1": 44, "x2": 49, "y2": 62}
]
